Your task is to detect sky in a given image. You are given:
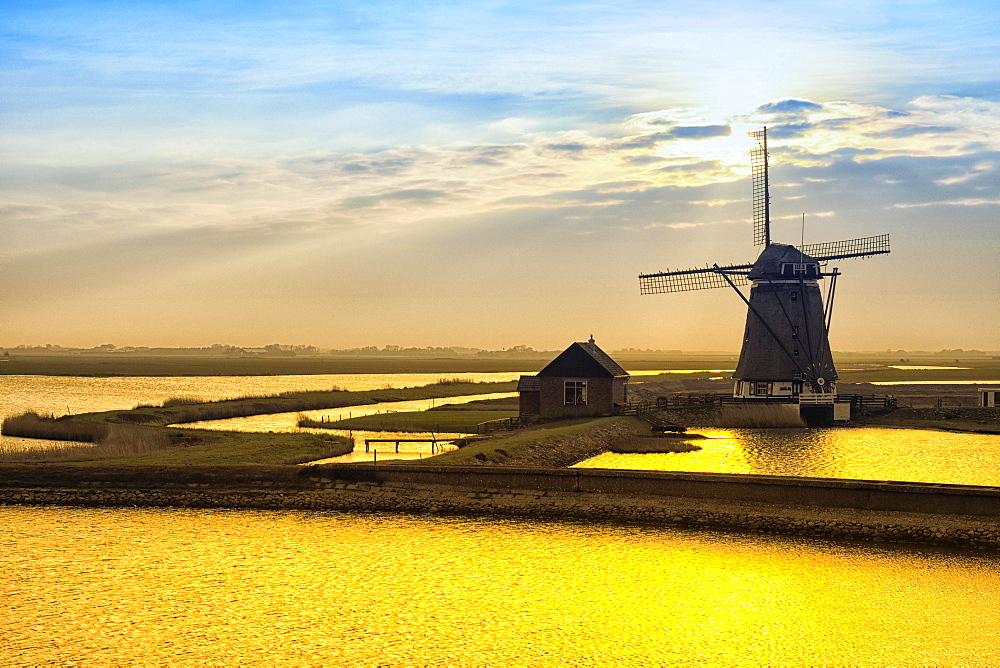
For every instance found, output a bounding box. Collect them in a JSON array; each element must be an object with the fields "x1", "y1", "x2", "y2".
[{"x1": 3, "y1": 0, "x2": 999, "y2": 352}]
